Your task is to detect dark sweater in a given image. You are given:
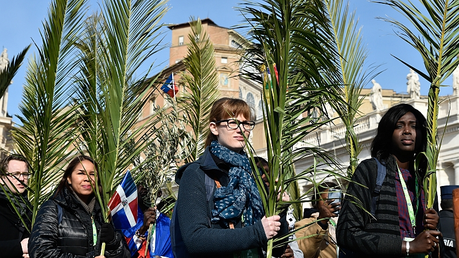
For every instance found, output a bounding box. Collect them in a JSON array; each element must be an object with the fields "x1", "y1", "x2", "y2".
[
  {"x1": 0, "y1": 190, "x2": 31, "y2": 258},
  {"x1": 174, "y1": 147, "x2": 287, "y2": 258},
  {"x1": 337, "y1": 156, "x2": 404, "y2": 257}
]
